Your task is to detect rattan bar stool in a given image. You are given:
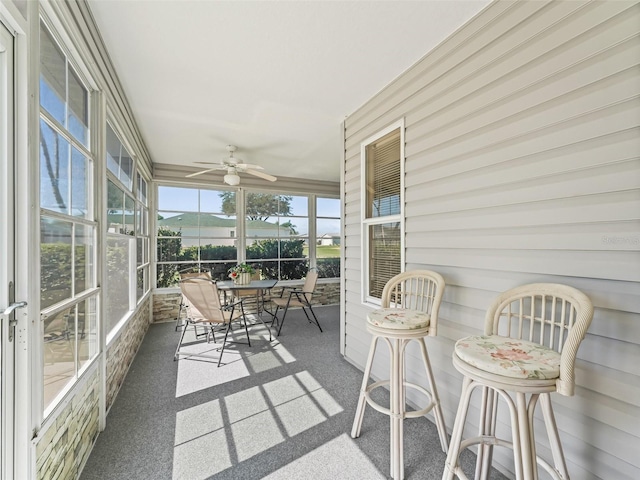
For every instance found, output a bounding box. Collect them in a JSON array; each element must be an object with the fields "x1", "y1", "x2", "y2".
[
  {"x1": 351, "y1": 270, "x2": 448, "y2": 480},
  {"x1": 442, "y1": 283, "x2": 594, "y2": 480}
]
